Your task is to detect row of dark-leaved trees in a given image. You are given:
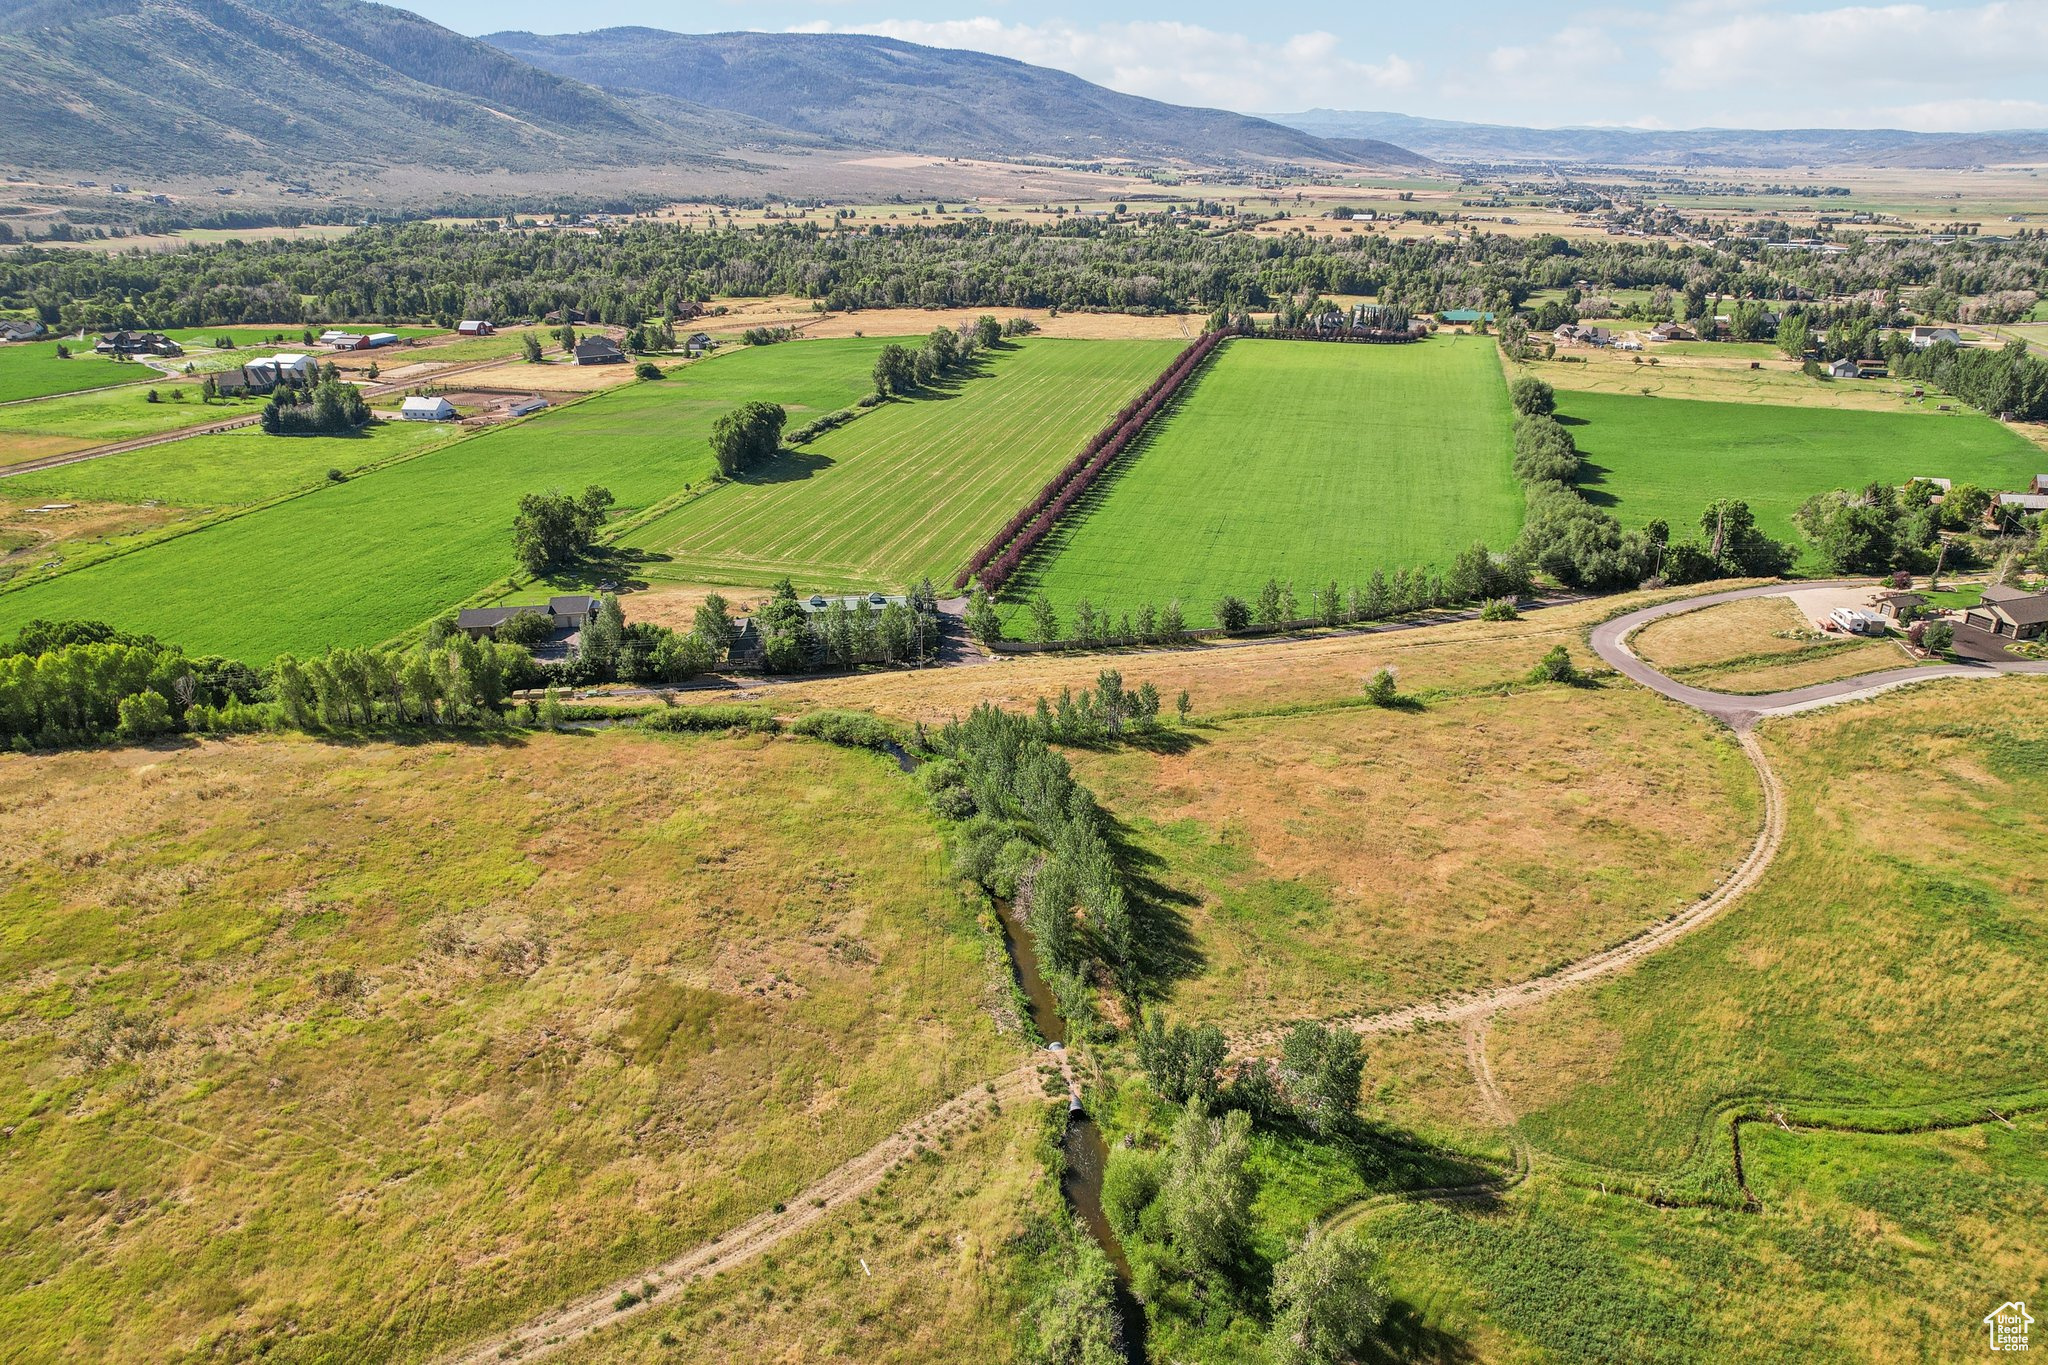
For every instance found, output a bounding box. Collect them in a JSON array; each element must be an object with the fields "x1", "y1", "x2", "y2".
[{"x1": 960, "y1": 326, "x2": 1237, "y2": 593}]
